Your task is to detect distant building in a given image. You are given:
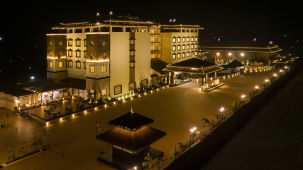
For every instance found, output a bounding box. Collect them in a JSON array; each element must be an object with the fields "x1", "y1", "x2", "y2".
[{"x1": 199, "y1": 42, "x2": 282, "y2": 66}]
